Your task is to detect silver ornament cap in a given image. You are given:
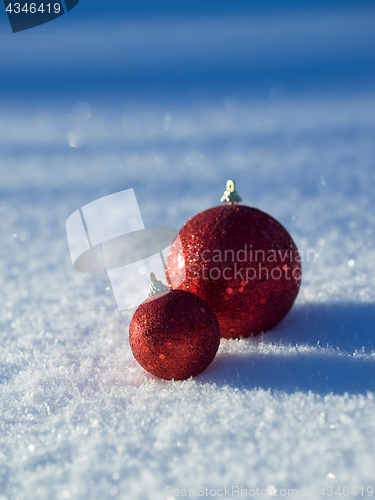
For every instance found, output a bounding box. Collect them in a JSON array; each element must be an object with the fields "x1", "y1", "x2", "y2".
[
  {"x1": 148, "y1": 272, "x2": 169, "y2": 297},
  {"x1": 221, "y1": 180, "x2": 242, "y2": 205}
]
